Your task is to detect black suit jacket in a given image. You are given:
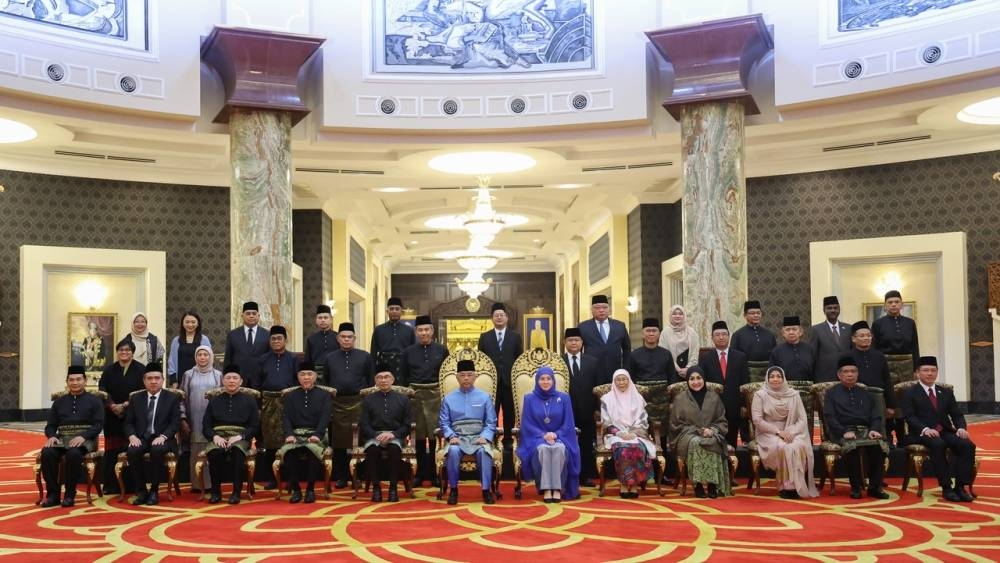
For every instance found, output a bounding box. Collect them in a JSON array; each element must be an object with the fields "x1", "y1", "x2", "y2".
[
  {"x1": 563, "y1": 352, "x2": 600, "y2": 425},
  {"x1": 698, "y1": 348, "x2": 750, "y2": 416},
  {"x1": 901, "y1": 383, "x2": 966, "y2": 437},
  {"x1": 578, "y1": 318, "x2": 631, "y2": 384},
  {"x1": 224, "y1": 325, "x2": 271, "y2": 386},
  {"x1": 477, "y1": 328, "x2": 523, "y2": 386},
  {"x1": 810, "y1": 321, "x2": 853, "y2": 382},
  {"x1": 124, "y1": 389, "x2": 182, "y2": 443}
]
